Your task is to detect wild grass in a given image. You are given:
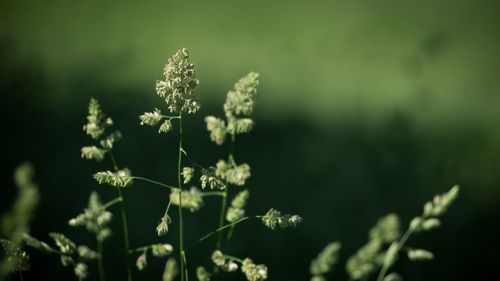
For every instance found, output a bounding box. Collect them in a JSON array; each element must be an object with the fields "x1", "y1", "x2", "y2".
[{"x1": 0, "y1": 49, "x2": 459, "y2": 281}]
